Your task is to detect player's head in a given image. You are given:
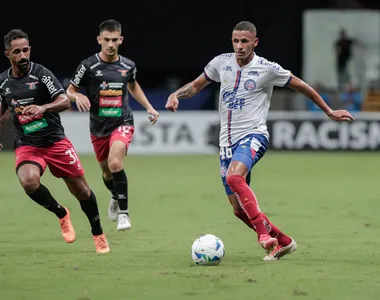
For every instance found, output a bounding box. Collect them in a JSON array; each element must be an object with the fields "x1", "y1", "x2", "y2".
[
  {"x1": 4, "y1": 29, "x2": 31, "y2": 72},
  {"x1": 97, "y1": 19, "x2": 123, "y2": 57},
  {"x1": 232, "y1": 21, "x2": 258, "y2": 62}
]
